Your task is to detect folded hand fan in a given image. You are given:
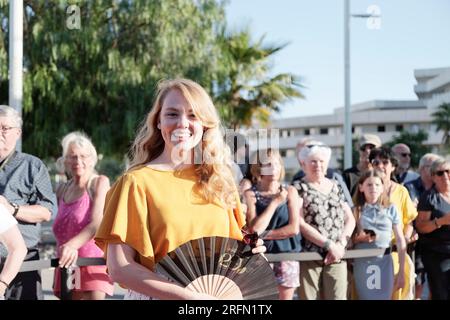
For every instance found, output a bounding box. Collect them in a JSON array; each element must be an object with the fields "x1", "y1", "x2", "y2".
[{"x1": 155, "y1": 236, "x2": 279, "y2": 300}]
